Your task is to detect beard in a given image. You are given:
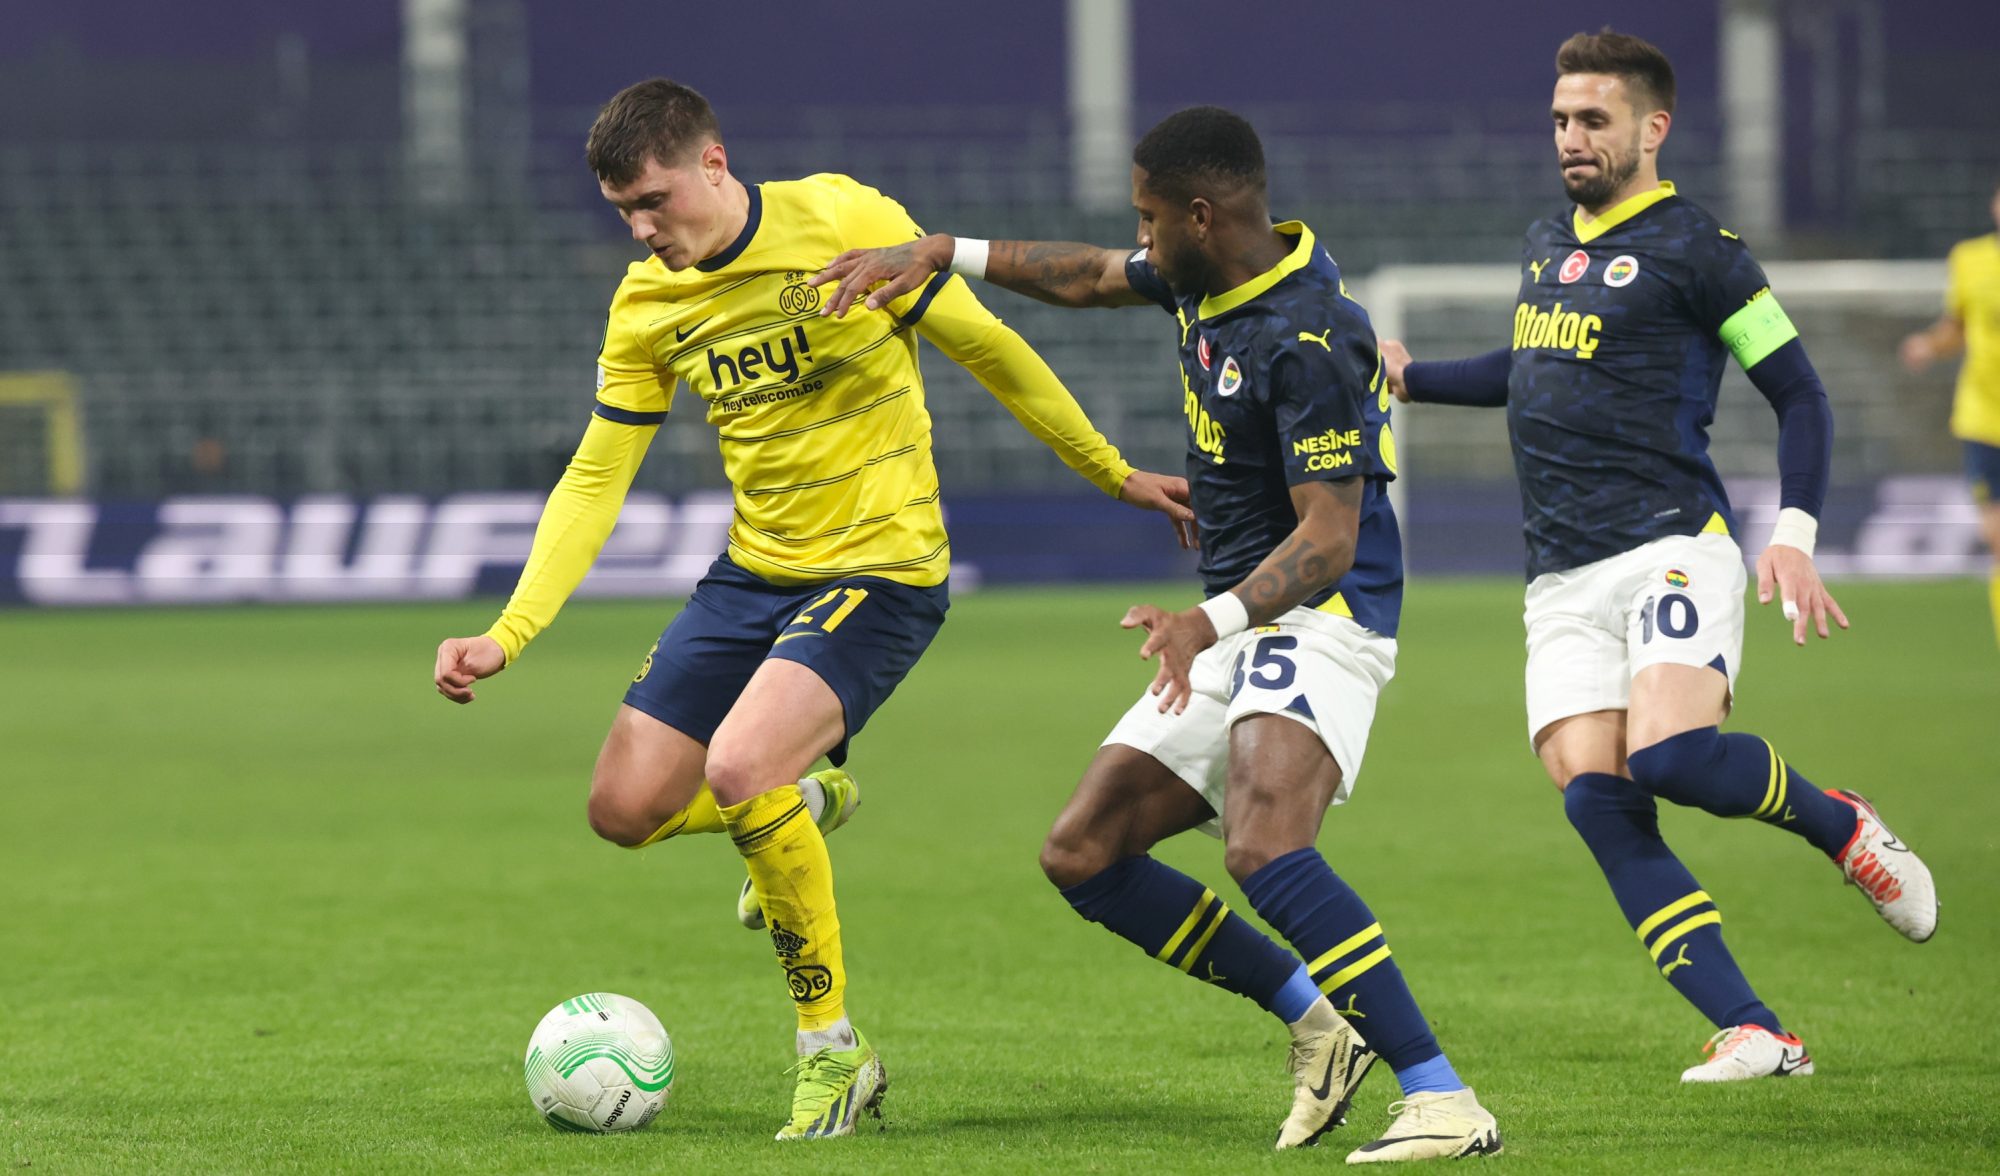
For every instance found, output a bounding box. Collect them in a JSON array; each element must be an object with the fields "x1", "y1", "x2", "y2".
[
  {"x1": 1156, "y1": 247, "x2": 1203, "y2": 298},
  {"x1": 1561, "y1": 146, "x2": 1640, "y2": 208}
]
